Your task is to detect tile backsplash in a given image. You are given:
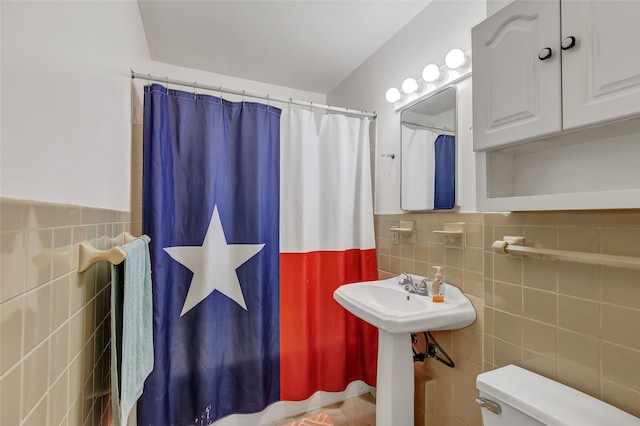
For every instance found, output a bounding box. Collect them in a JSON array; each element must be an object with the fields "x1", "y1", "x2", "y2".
[
  {"x1": 1, "y1": 198, "x2": 131, "y2": 426},
  {"x1": 375, "y1": 210, "x2": 640, "y2": 425}
]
